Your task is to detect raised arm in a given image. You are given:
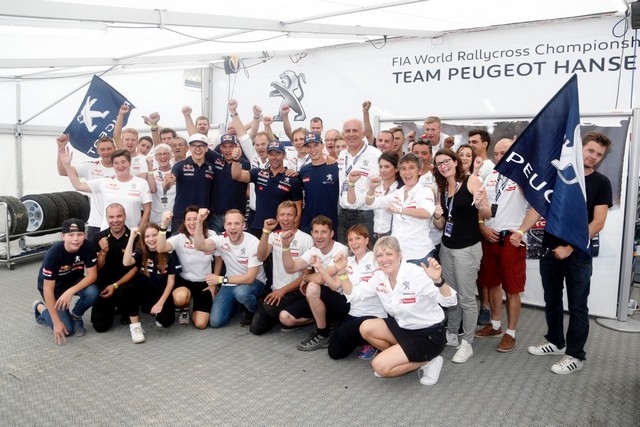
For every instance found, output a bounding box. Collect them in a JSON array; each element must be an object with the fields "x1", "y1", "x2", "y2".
[
  {"x1": 157, "y1": 211, "x2": 174, "y2": 253},
  {"x1": 193, "y1": 208, "x2": 217, "y2": 252},
  {"x1": 257, "y1": 218, "x2": 277, "y2": 261},
  {"x1": 123, "y1": 227, "x2": 139, "y2": 267},
  {"x1": 281, "y1": 104, "x2": 293, "y2": 142},
  {"x1": 113, "y1": 104, "x2": 129, "y2": 150},
  {"x1": 181, "y1": 105, "x2": 198, "y2": 136},
  {"x1": 143, "y1": 112, "x2": 161, "y2": 146},
  {"x1": 362, "y1": 101, "x2": 375, "y2": 146},
  {"x1": 59, "y1": 147, "x2": 91, "y2": 193}
]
